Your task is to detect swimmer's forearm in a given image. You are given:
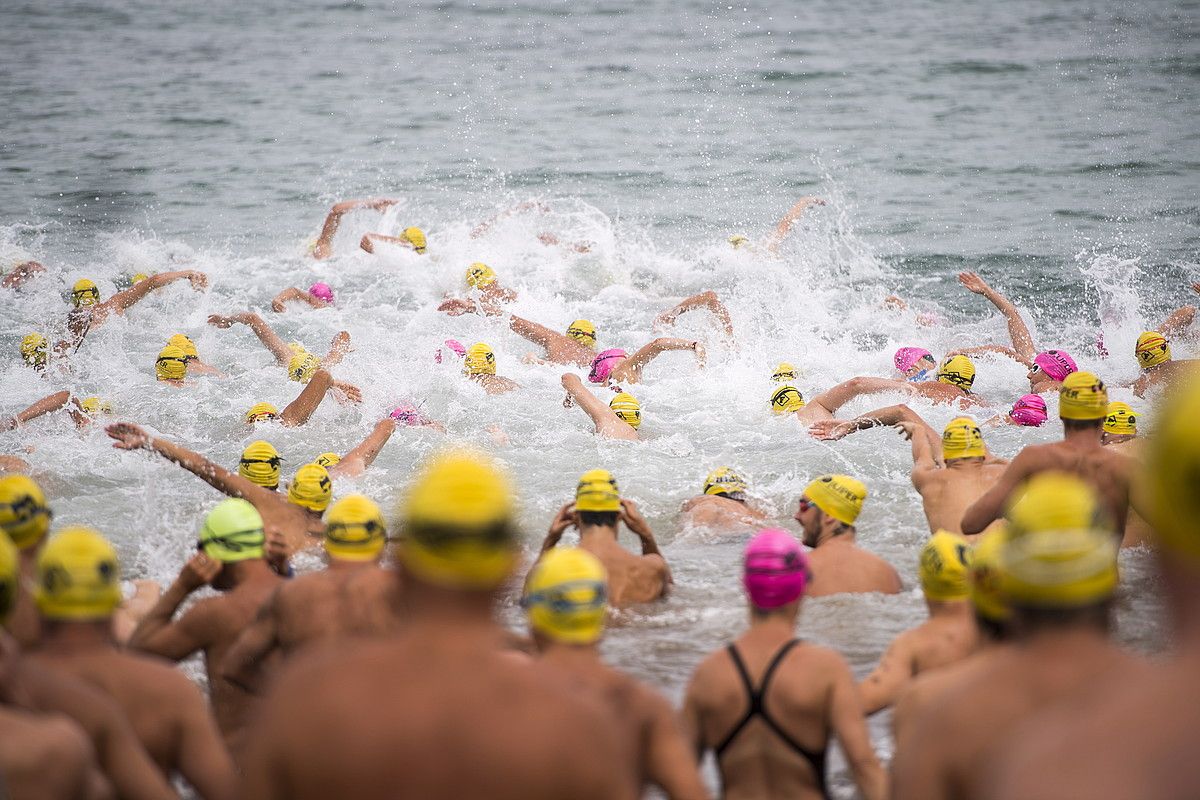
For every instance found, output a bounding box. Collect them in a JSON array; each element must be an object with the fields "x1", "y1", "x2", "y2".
[
  {"x1": 508, "y1": 315, "x2": 557, "y2": 348},
  {"x1": 149, "y1": 437, "x2": 249, "y2": 499},
  {"x1": 126, "y1": 583, "x2": 192, "y2": 655},
  {"x1": 280, "y1": 370, "x2": 330, "y2": 427},
  {"x1": 331, "y1": 419, "x2": 395, "y2": 478},
  {"x1": 240, "y1": 313, "x2": 291, "y2": 366},
  {"x1": 12, "y1": 390, "x2": 71, "y2": 426}
]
